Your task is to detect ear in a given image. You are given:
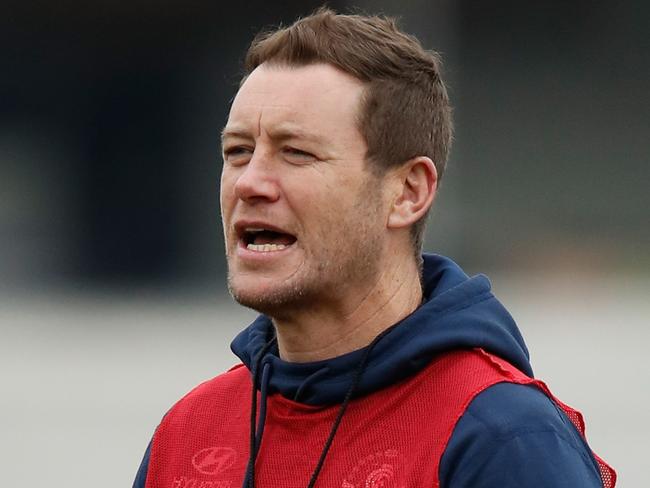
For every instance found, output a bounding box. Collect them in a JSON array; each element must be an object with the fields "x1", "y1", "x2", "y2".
[{"x1": 387, "y1": 156, "x2": 438, "y2": 229}]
